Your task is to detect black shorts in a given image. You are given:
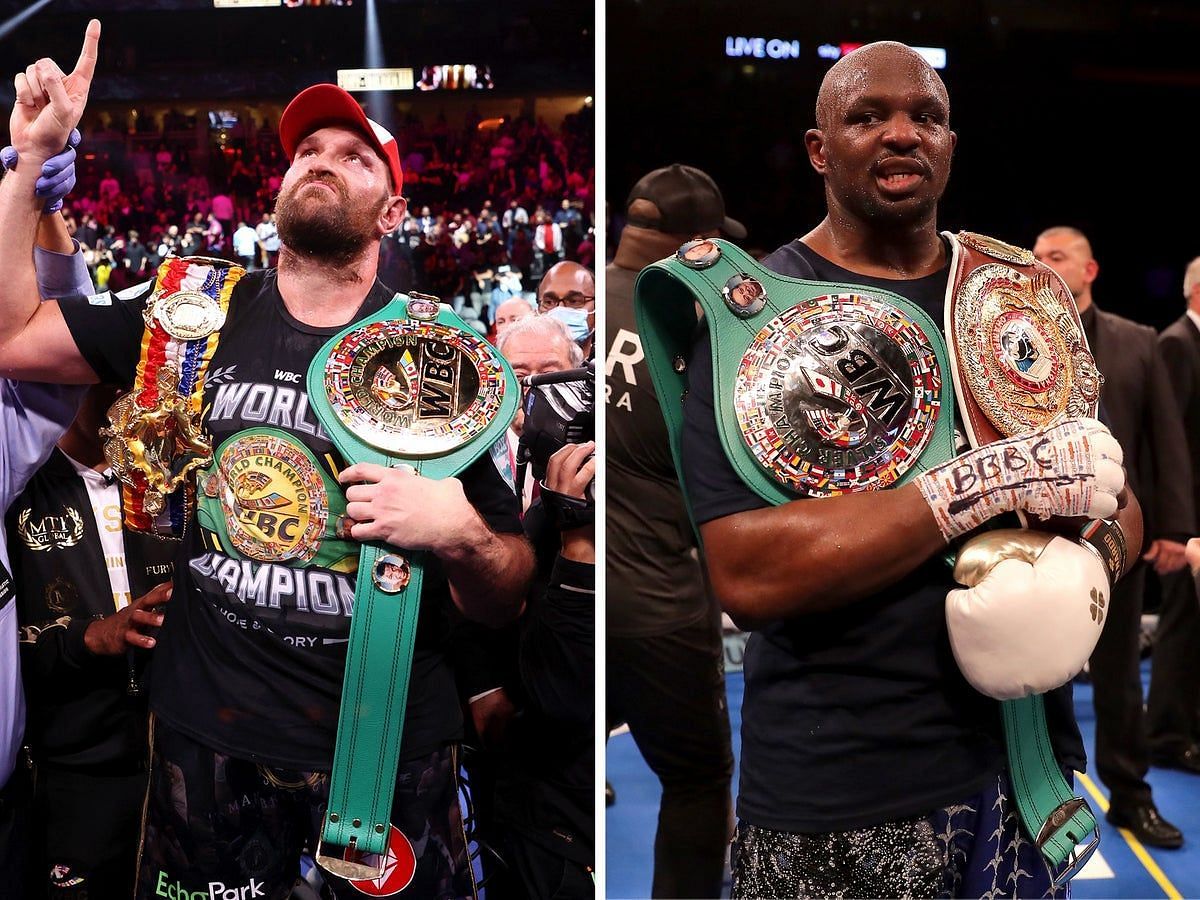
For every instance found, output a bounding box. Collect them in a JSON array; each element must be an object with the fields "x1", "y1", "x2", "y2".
[{"x1": 135, "y1": 717, "x2": 476, "y2": 899}]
